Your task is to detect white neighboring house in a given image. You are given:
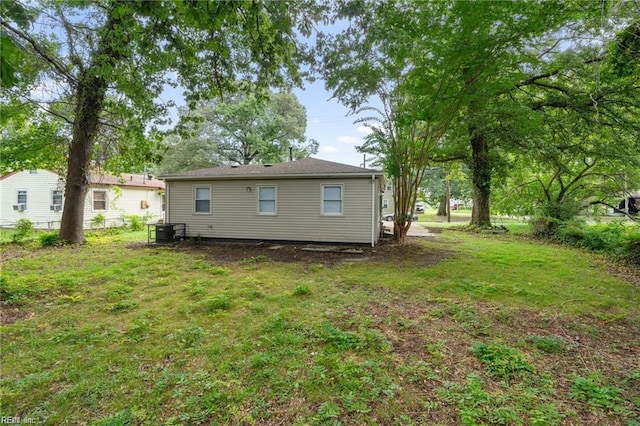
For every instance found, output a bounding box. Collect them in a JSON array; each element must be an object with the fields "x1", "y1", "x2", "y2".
[{"x1": 0, "y1": 169, "x2": 165, "y2": 229}]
